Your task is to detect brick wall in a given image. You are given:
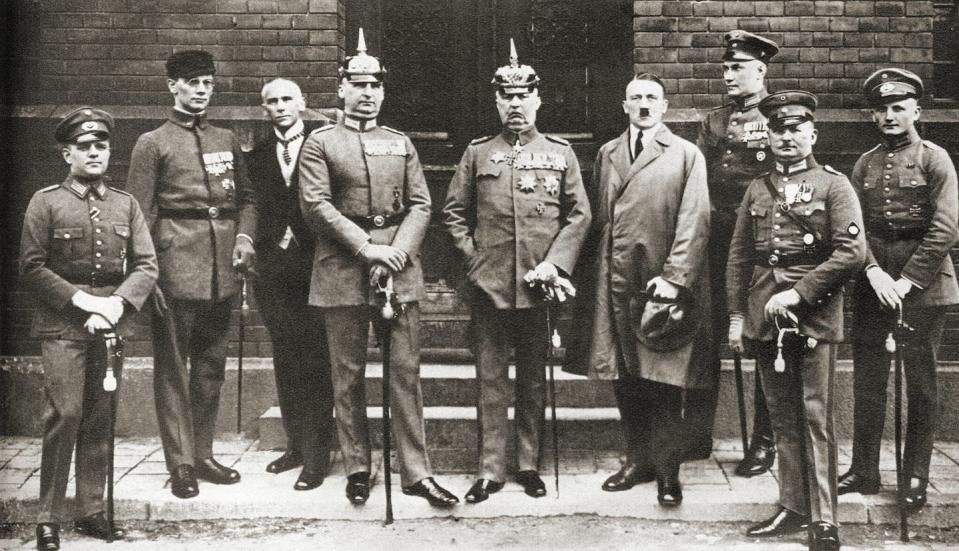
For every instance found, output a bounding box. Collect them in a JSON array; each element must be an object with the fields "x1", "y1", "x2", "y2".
[
  {"x1": 631, "y1": 0, "x2": 937, "y2": 107},
  {"x1": 3, "y1": 0, "x2": 345, "y2": 108}
]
